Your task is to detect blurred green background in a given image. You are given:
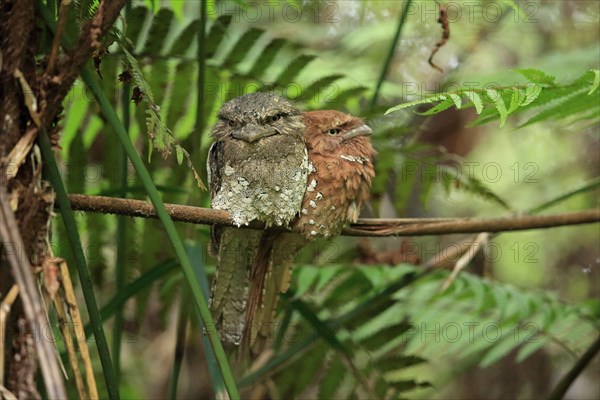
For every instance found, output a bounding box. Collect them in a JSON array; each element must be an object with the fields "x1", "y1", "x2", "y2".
[{"x1": 50, "y1": 0, "x2": 599, "y2": 398}]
